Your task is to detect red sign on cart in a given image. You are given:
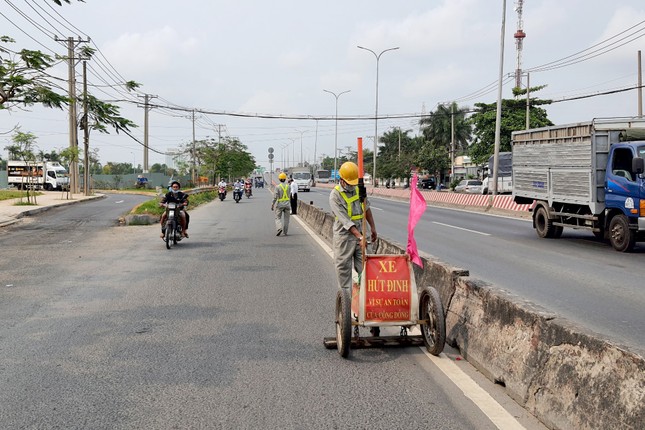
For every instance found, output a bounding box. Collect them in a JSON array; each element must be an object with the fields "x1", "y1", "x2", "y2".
[{"x1": 364, "y1": 255, "x2": 412, "y2": 322}]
